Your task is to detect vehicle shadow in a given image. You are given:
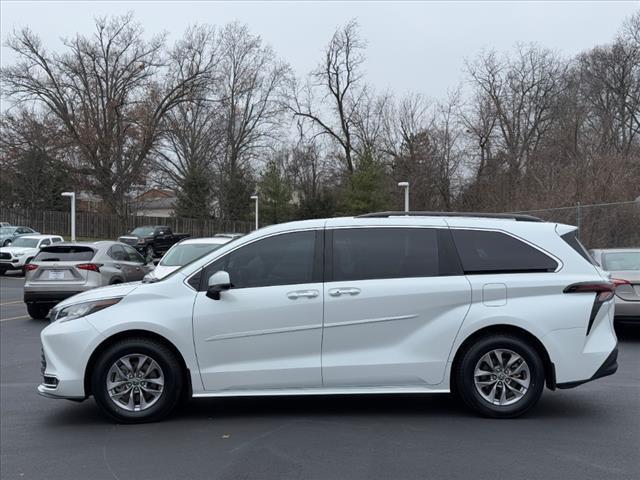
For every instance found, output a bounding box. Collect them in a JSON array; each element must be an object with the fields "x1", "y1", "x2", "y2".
[{"x1": 616, "y1": 325, "x2": 640, "y2": 342}]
